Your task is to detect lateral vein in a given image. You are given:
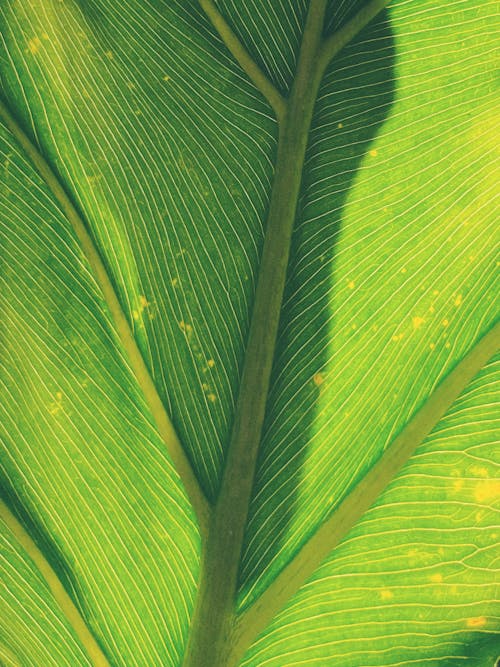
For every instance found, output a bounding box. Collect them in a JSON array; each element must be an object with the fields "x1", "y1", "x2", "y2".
[
  {"x1": 231, "y1": 320, "x2": 500, "y2": 664},
  {"x1": 198, "y1": 0, "x2": 286, "y2": 122},
  {"x1": 318, "y1": 0, "x2": 393, "y2": 76},
  {"x1": 0, "y1": 499, "x2": 110, "y2": 667},
  {"x1": 0, "y1": 99, "x2": 210, "y2": 536}
]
